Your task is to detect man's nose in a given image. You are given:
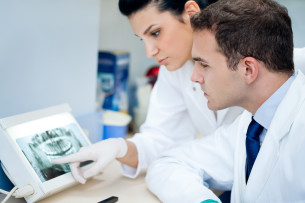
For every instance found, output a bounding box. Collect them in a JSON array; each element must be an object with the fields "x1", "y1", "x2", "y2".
[{"x1": 191, "y1": 63, "x2": 205, "y2": 84}]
